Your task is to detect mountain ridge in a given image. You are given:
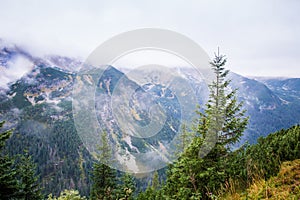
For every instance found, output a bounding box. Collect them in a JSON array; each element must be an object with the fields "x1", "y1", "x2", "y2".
[{"x1": 1, "y1": 41, "x2": 300, "y2": 195}]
